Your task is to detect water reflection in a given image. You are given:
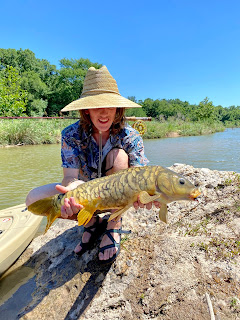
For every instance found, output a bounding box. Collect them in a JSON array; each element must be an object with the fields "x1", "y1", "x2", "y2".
[
  {"x1": 0, "y1": 144, "x2": 62, "y2": 210},
  {"x1": 0, "y1": 265, "x2": 35, "y2": 305}
]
